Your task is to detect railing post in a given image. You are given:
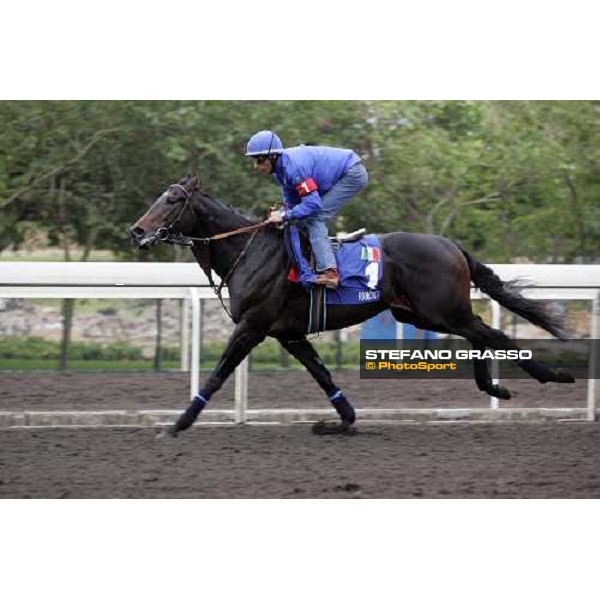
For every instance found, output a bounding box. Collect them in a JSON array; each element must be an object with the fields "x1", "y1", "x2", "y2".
[
  {"x1": 587, "y1": 292, "x2": 600, "y2": 422},
  {"x1": 180, "y1": 298, "x2": 190, "y2": 372},
  {"x1": 235, "y1": 356, "x2": 249, "y2": 424},
  {"x1": 490, "y1": 300, "x2": 501, "y2": 409},
  {"x1": 189, "y1": 288, "x2": 201, "y2": 400}
]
